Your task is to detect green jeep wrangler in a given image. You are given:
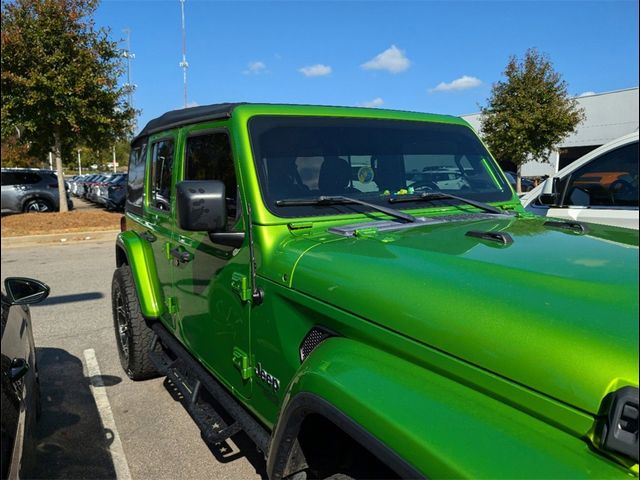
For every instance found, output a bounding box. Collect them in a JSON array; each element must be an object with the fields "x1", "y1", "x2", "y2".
[{"x1": 111, "y1": 103, "x2": 639, "y2": 479}]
